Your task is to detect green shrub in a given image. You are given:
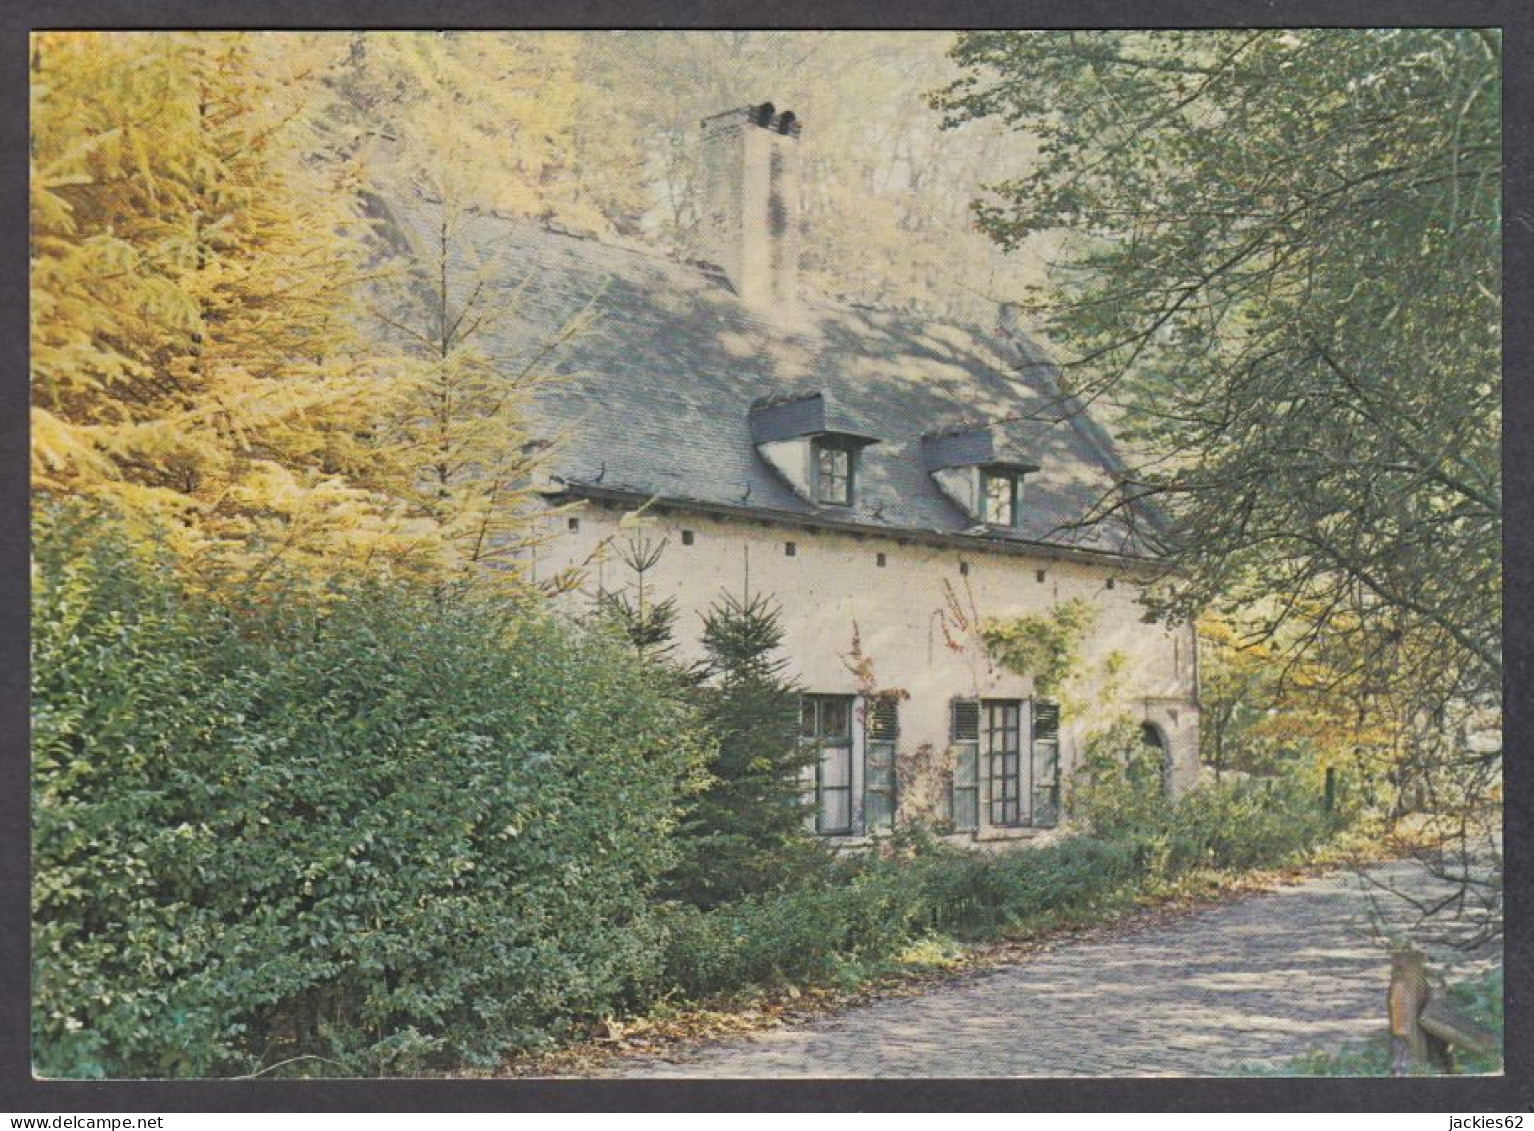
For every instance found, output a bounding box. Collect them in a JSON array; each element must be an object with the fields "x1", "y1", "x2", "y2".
[
  {"x1": 658, "y1": 833, "x2": 1150, "y2": 999},
  {"x1": 656, "y1": 766, "x2": 1340, "y2": 1008},
  {"x1": 900, "y1": 836, "x2": 1135, "y2": 938},
  {"x1": 1166, "y1": 771, "x2": 1337, "y2": 873},
  {"x1": 1068, "y1": 719, "x2": 1172, "y2": 843},
  {"x1": 658, "y1": 862, "x2": 927, "y2": 997},
  {"x1": 1069, "y1": 717, "x2": 1340, "y2": 881},
  {"x1": 32, "y1": 510, "x2": 709, "y2": 1077}
]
